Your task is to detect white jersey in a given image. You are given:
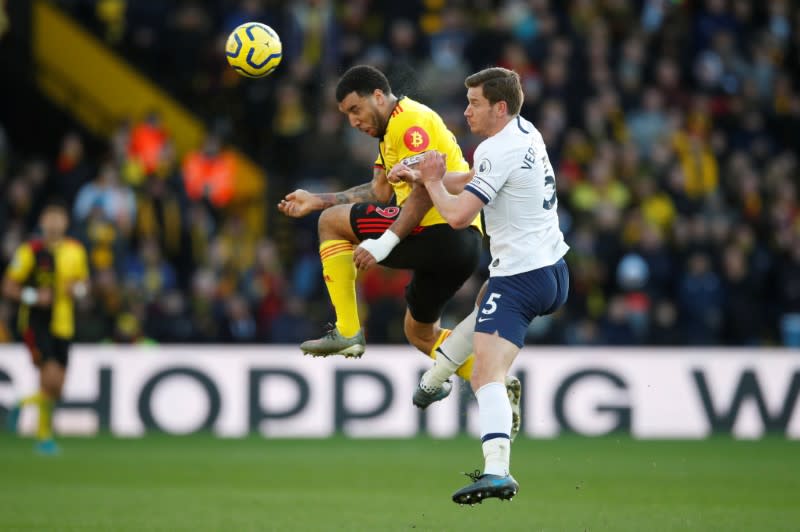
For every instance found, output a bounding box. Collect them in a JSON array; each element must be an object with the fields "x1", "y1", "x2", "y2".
[{"x1": 464, "y1": 116, "x2": 569, "y2": 277}]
